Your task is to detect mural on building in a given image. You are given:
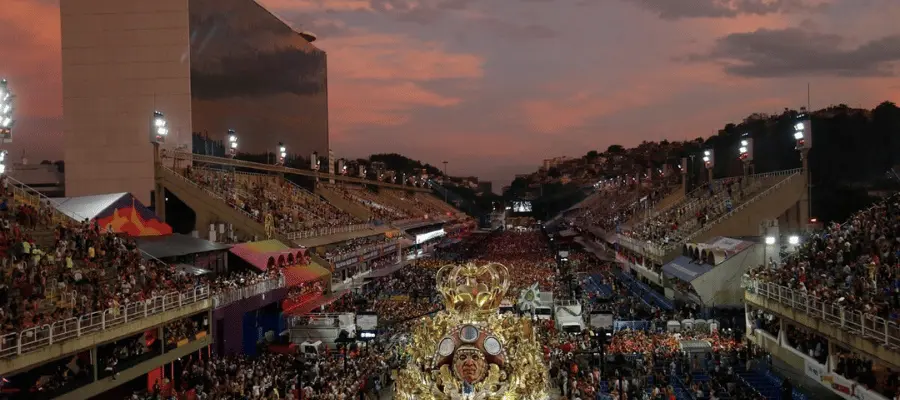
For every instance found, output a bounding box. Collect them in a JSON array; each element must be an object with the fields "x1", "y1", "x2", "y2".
[{"x1": 95, "y1": 195, "x2": 173, "y2": 236}]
